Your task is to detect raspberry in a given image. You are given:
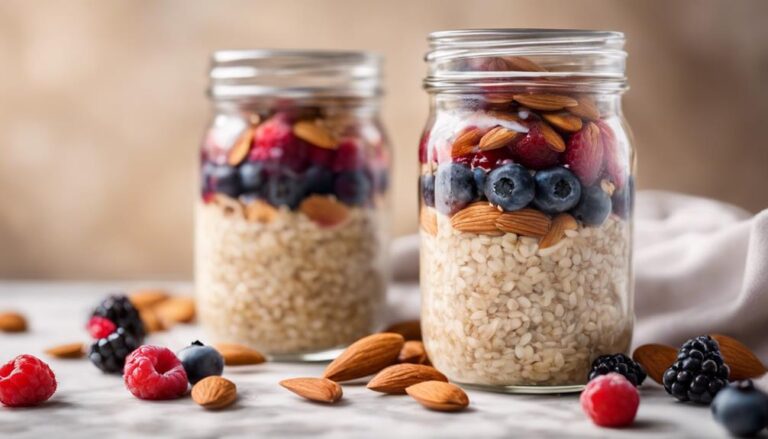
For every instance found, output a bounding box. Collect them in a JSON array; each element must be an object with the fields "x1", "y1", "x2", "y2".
[
  {"x1": 0, "y1": 355, "x2": 57, "y2": 407},
  {"x1": 563, "y1": 122, "x2": 604, "y2": 186},
  {"x1": 597, "y1": 120, "x2": 627, "y2": 190},
  {"x1": 470, "y1": 148, "x2": 514, "y2": 171},
  {"x1": 580, "y1": 373, "x2": 639, "y2": 428},
  {"x1": 87, "y1": 316, "x2": 117, "y2": 339},
  {"x1": 251, "y1": 113, "x2": 308, "y2": 173},
  {"x1": 418, "y1": 131, "x2": 430, "y2": 164},
  {"x1": 332, "y1": 138, "x2": 365, "y2": 172},
  {"x1": 509, "y1": 123, "x2": 559, "y2": 170},
  {"x1": 124, "y1": 346, "x2": 188, "y2": 400}
]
